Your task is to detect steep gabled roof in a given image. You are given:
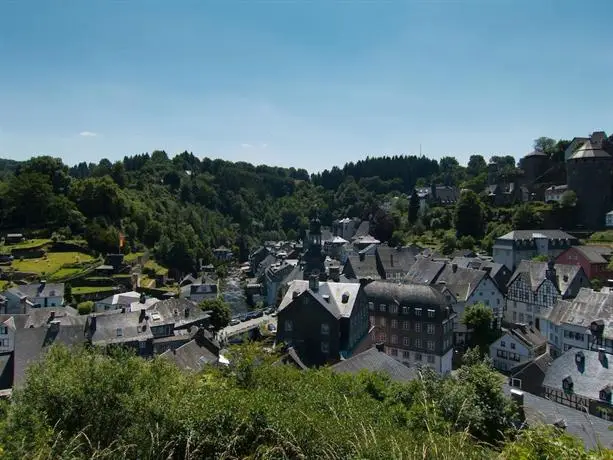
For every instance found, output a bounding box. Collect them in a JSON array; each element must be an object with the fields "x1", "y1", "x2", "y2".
[
  {"x1": 508, "y1": 261, "x2": 585, "y2": 297},
  {"x1": 404, "y1": 258, "x2": 446, "y2": 285},
  {"x1": 571, "y1": 245, "x2": 613, "y2": 264},
  {"x1": 569, "y1": 140, "x2": 611, "y2": 160},
  {"x1": 434, "y1": 264, "x2": 488, "y2": 302},
  {"x1": 279, "y1": 280, "x2": 361, "y2": 319},
  {"x1": 344, "y1": 254, "x2": 381, "y2": 280},
  {"x1": 330, "y1": 346, "x2": 418, "y2": 382}
]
